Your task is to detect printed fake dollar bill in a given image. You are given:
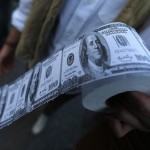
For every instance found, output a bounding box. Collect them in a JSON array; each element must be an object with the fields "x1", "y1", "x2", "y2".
[
  {"x1": 32, "y1": 51, "x2": 62, "y2": 109},
  {"x1": 0, "y1": 78, "x2": 22, "y2": 128},
  {"x1": 0, "y1": 85, "x2": 8, "y2": 120},
  {"x1": 14, "y1": 70, "x2": 33, "y2": 120},
  {"x1": 0, "y1": 22, "x2": 150, "y2": 128}
]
